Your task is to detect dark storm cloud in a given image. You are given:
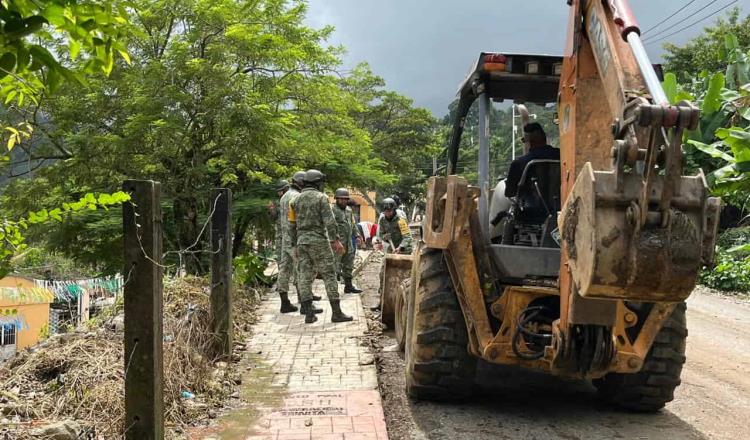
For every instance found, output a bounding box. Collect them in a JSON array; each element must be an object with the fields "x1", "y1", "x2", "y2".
[{"x1": 306, "y1": 0, "x2": 750, "y2": 116}]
